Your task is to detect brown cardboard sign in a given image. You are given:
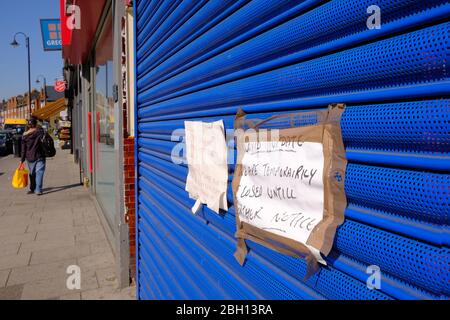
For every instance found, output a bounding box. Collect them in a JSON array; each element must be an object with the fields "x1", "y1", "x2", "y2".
[{"x1": 232, "y1": 104, "x2": 347, "y2": 275}]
